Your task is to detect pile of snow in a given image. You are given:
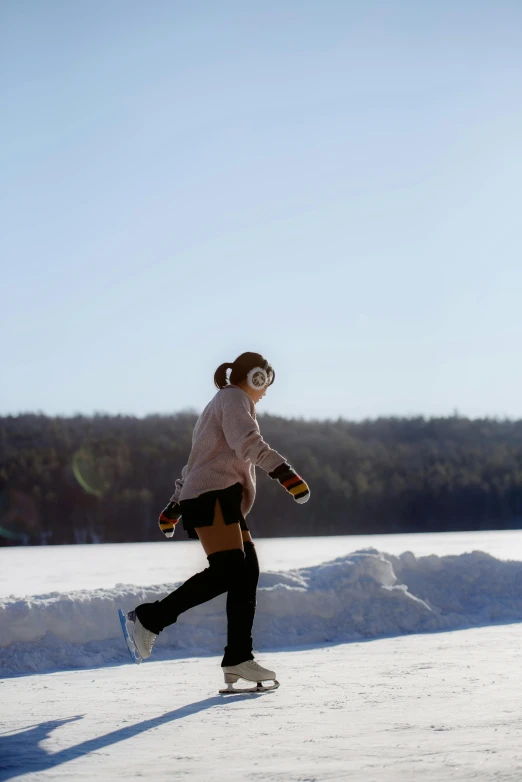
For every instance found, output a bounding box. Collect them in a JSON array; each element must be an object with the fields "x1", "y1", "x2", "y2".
[{"x1": 2, "y1": 548, "x2": 522, "y2": 676}]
